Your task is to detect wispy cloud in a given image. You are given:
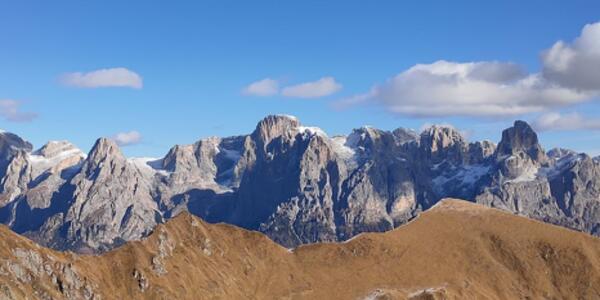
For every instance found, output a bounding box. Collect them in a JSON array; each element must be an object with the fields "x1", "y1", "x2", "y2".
[
  {"x1": 242, "y1": 78, "x2": 279, "y2": 96},
  {"x1": 61, "y1": 67, "x2": 143, "y2": 89},
  {"x1": 0, "y1": 99, "x2": 38, "y2": 122},
  {"x1": 242, "y1": 77, "x2": 342, "y2": 98},
  {"x1": 281, "y1": 77, "x2": 342, "y2": 98},
  {"x1": 532, "y1": 112, "x2": 600, "y2": 131},
  {"x1": 112, "y1": 130, "x2": 142, "y2": 146},
  {"x1": 337, "y1": 21, "x2": 600, "y2": 118}
]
